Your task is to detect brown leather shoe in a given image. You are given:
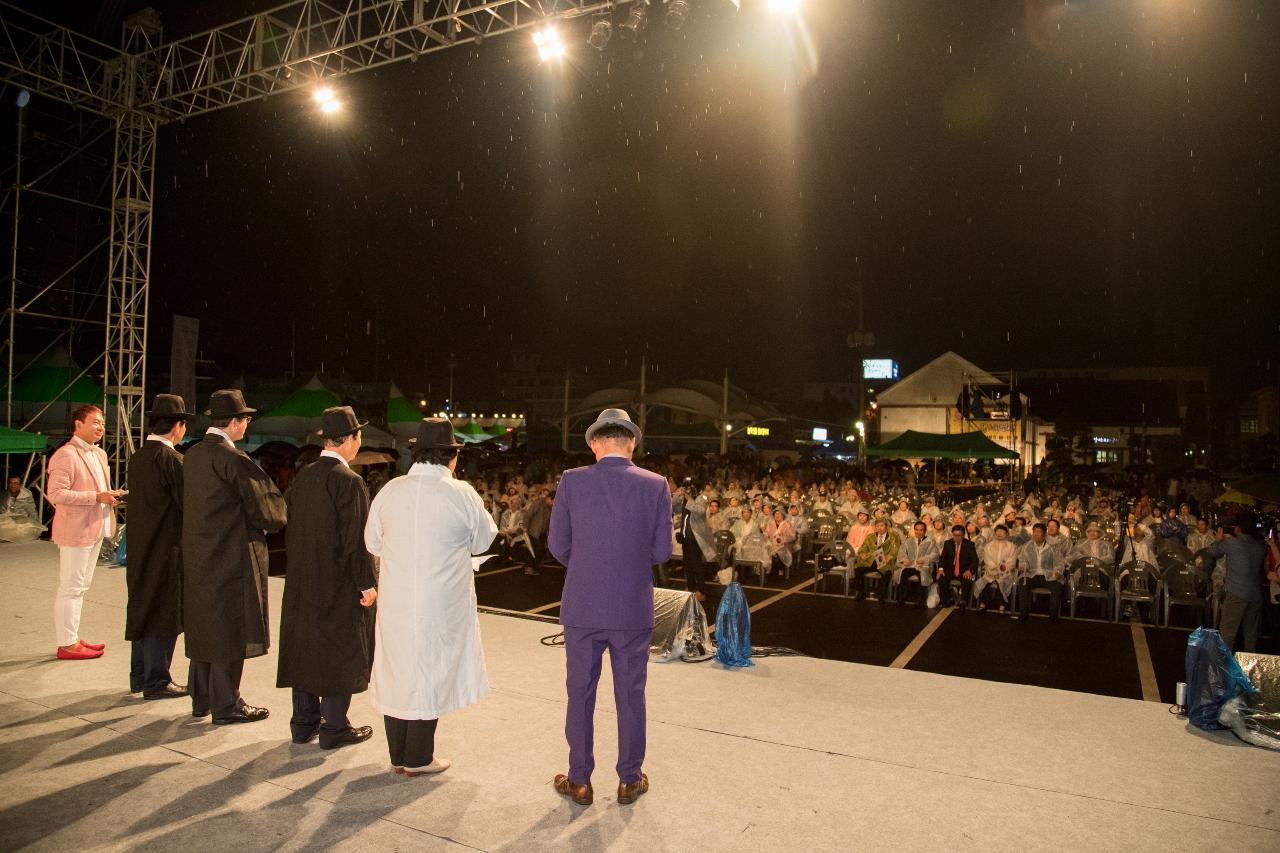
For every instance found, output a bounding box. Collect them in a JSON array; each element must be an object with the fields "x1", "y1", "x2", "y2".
[
  {"x1": 617, "y1": 772, "x2": 649, "y2": 805},
  {"x1": 554, "y1": 773, "x2": 593, "y2": 805}
]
